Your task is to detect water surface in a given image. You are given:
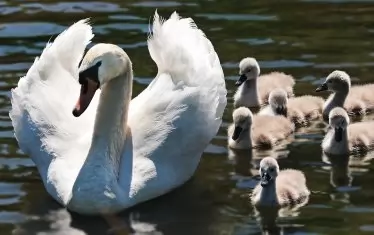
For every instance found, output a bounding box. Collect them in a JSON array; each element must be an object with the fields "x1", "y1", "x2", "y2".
[{"x1": 2, "y1": 0, "x2": 374, "y2": 234}]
